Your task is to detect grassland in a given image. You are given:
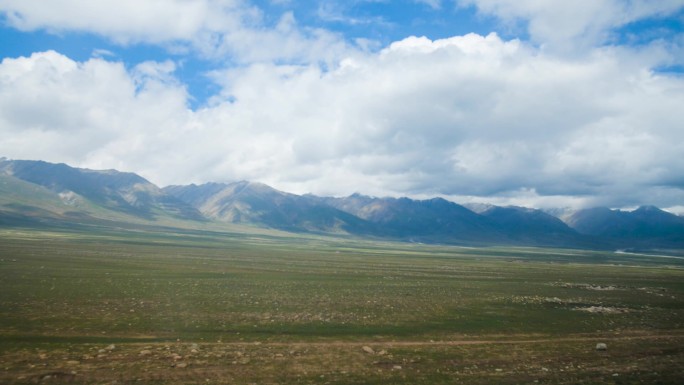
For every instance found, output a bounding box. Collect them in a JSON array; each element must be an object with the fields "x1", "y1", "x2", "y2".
[{"x1": 1, "y1": 225, "x2": 683, "y2": 384}]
